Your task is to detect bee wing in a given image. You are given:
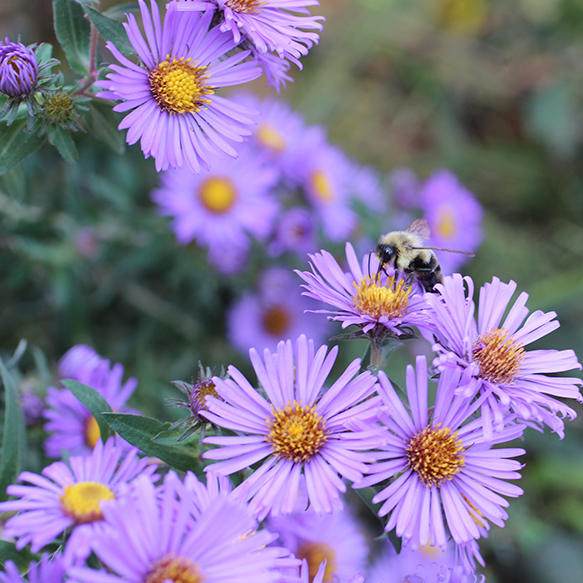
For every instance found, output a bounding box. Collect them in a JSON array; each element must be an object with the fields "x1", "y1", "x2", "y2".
[
  {"x1": 411, "y1": 246, "x2": 475, "y2": 257},
  {"x1": 405, "y1": 218, "x2": 431, "y2": 242}
]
